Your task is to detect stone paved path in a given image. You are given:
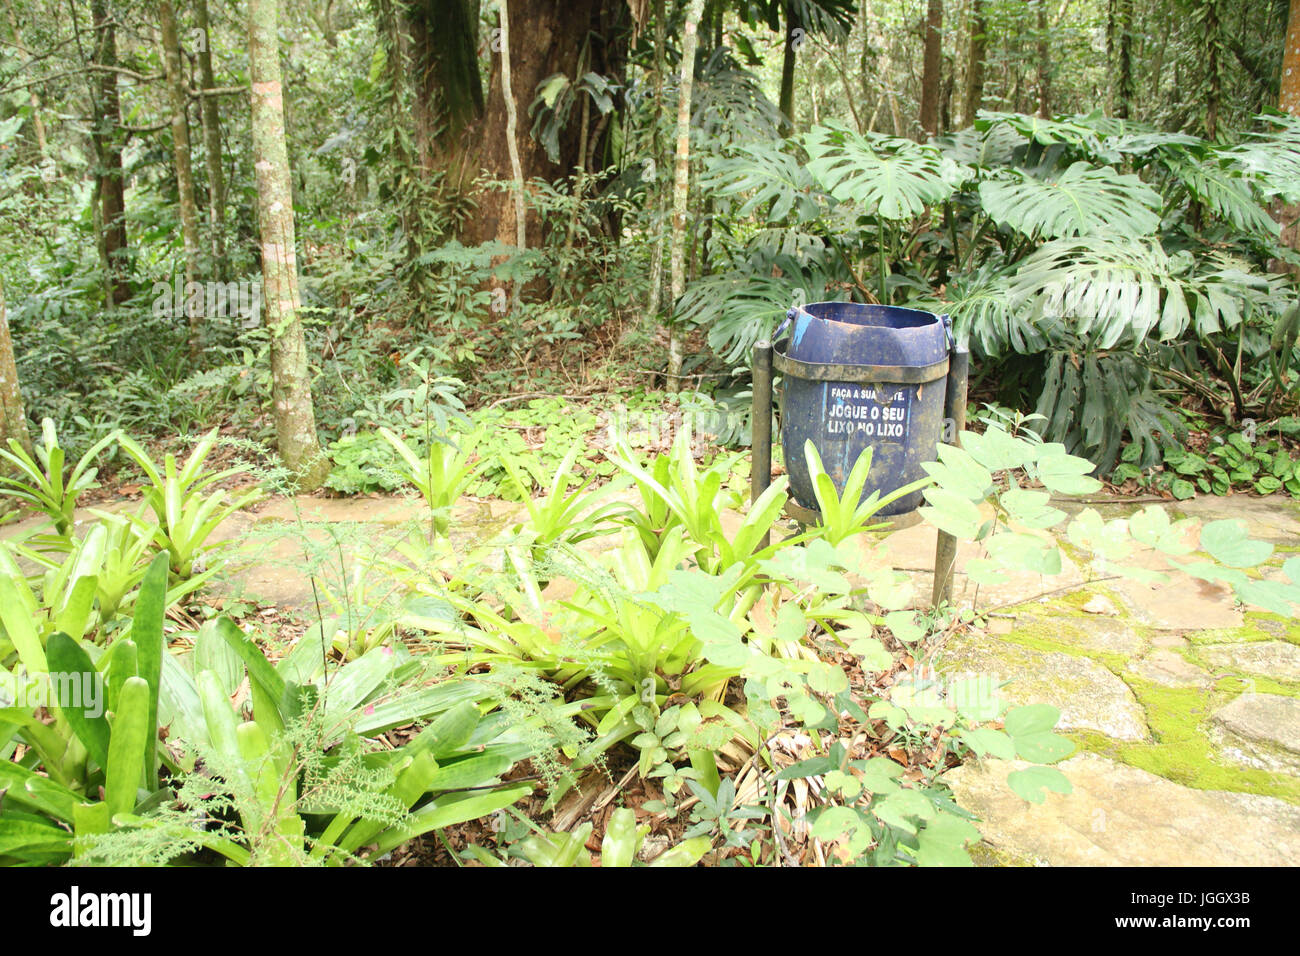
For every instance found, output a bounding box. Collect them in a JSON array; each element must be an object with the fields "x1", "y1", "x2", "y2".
[{"x1": 879, "y1": 495, "x2": 1300, "y2": 866}]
